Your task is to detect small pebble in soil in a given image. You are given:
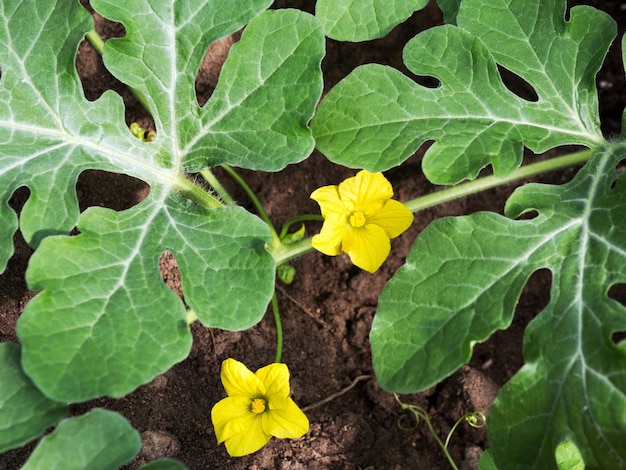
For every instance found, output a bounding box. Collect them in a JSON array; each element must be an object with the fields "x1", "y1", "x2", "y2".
[{"x1": 139, "y1": 430, "x2": 181, "y2": 461}]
